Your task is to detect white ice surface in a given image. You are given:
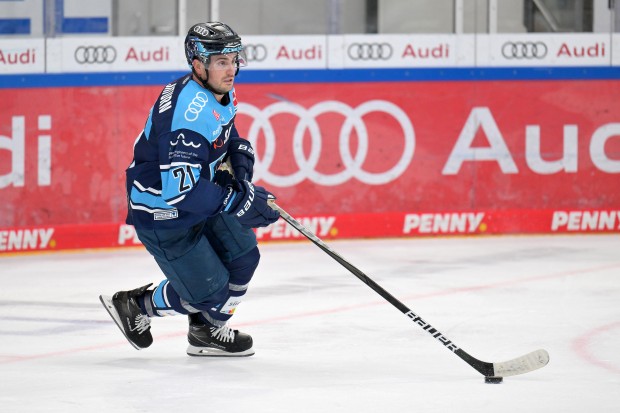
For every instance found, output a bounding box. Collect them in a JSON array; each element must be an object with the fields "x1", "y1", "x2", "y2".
[{"x1": 1, "y1": 234, "x2": 619, "y2": 412}]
